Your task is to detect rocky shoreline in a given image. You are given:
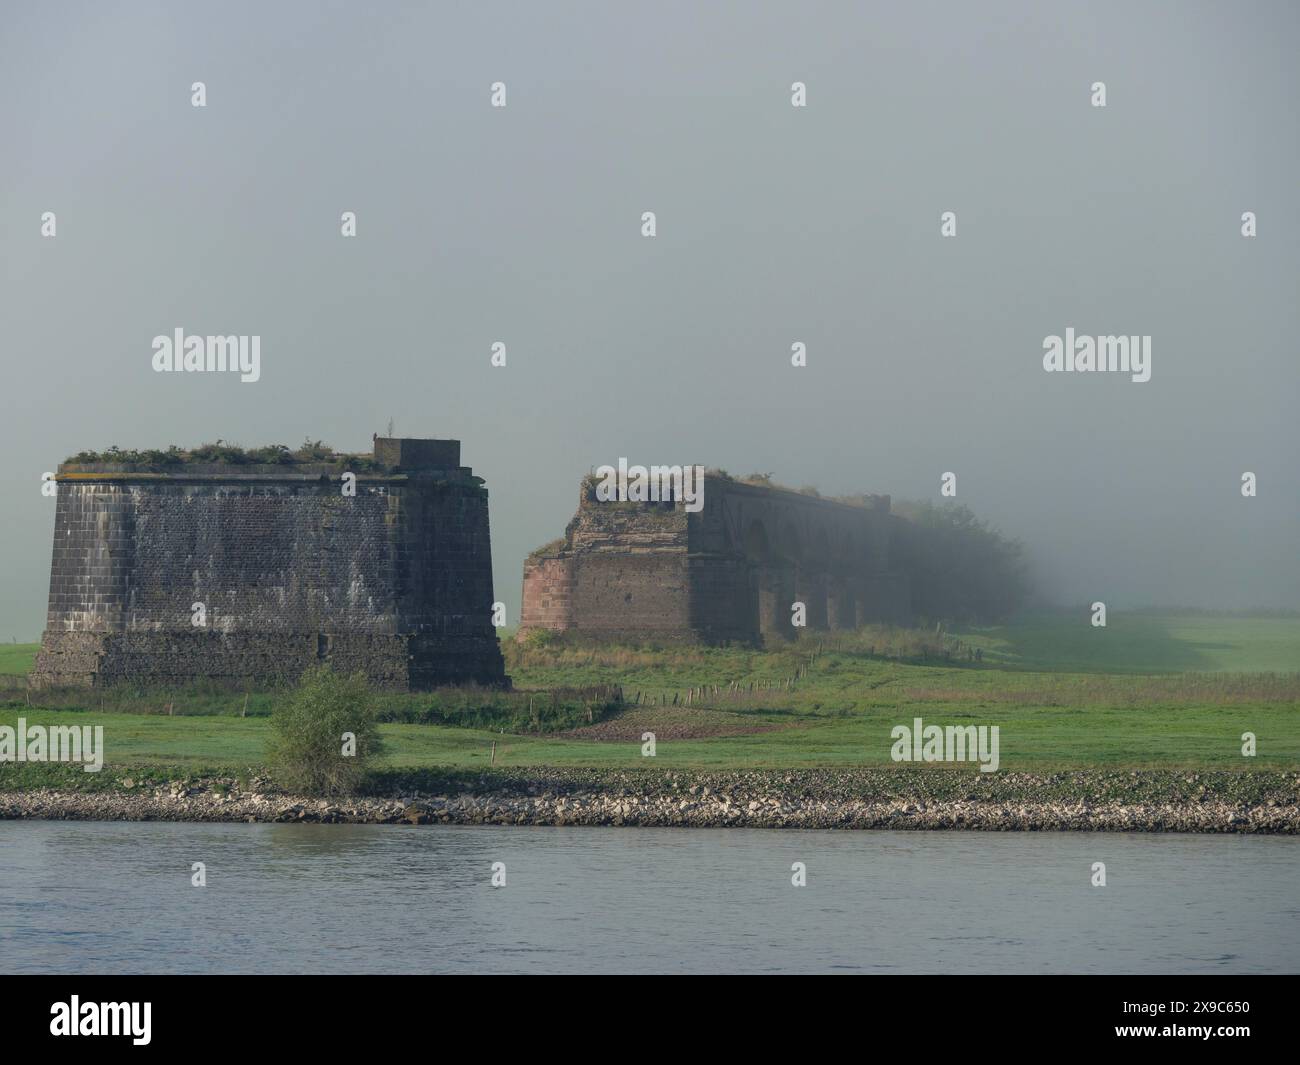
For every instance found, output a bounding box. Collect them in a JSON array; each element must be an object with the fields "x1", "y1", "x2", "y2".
[{"x1": 3, "y1": 768, "x2": 1298, "y2": 833}]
